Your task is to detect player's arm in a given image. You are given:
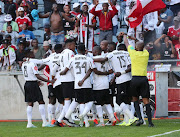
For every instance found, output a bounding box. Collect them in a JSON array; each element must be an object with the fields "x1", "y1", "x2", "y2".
[
  {"x1": 62, "y1": 12, "x2": 75, "y2": 22},
  {"x1": 93, "y1": 57, "x2": 108, "y2": 63},
  {"x1": 38, "y1": 64, "x2": 46, "y2": 71},
  {"x1": 60, "y1": 67, "x2": 69, "y2": 75},
  {"x1": 122, "y1": 32, "x2": 130, "y2": 49},
  {"x1": 35, "y1": 74, "x2": 56, "y2": 84},
  {"x1": 92, "y1": 68, "x2": 109, "y2": 75},
  {"x1": 115, "y1": 64, "x2": 131, "y2": 77},
  {"x1": 39, "y1": 12, "x2": 50, "y2": 18},
  {"x1": 78, "y1": 69, "x2": 93, "y2": 86}
]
